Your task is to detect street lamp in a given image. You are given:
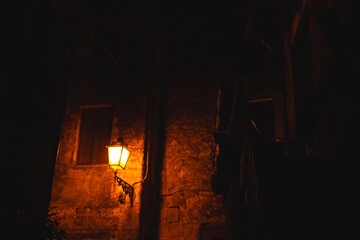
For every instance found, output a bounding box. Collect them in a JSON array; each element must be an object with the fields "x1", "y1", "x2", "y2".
[
  {"x1": 106, "y1": 137, "x2": 134, "y2": 204},
  {"x1": 107, "y1": 137, "x2": 131, "y2": 171}
]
